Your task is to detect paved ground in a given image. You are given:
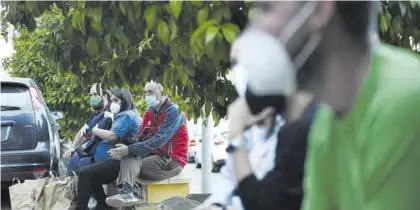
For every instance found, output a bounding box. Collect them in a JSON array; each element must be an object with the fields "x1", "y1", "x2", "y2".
[
  {"x1": 0, "y1": 163, "x2": 222, "y2": 209},
  {"x1": 184, "y1": 163, "x2": 224, "y2": 194}
]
